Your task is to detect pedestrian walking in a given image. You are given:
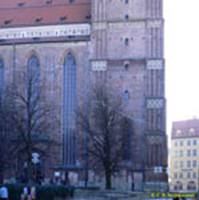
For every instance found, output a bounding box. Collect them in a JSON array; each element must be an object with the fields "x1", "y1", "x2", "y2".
[
  {"x1": 30, "y1": 186, "x2": 36, "y2": 200},
  {"x1": 21, "y1": 185, "x2": 31, "y2": 200},
  {"x1": 0, "y1": 185, "x2": 9, "y2": 200}
]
